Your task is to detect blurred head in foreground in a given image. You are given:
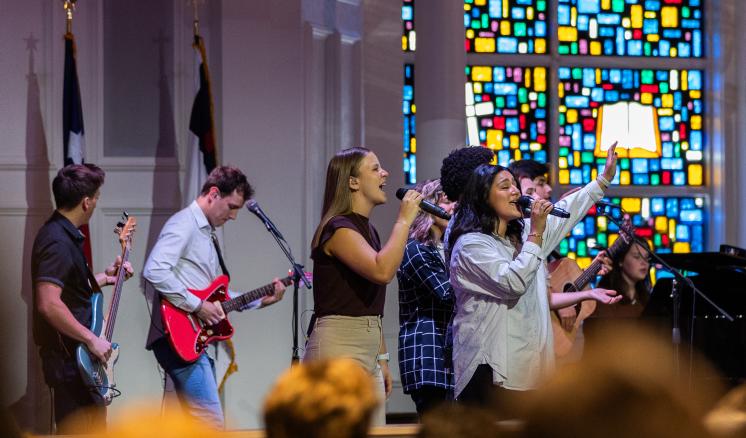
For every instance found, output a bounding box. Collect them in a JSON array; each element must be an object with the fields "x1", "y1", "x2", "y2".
[
  {"x1": 263, "y1": 358, "x2": 379, "y2": 438},
  {"x1": 418, "y1": 403, "x2": 503, "y2": 438},
  {"x1": 64, "y1": 403, "x2": 221, "y2": 437},
  {"x1": 705, "y1": 384, "x2": 746, "y2": 437},
  {"x1": 523, "y1": 326, "x2": 723, "y2": 438}
]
